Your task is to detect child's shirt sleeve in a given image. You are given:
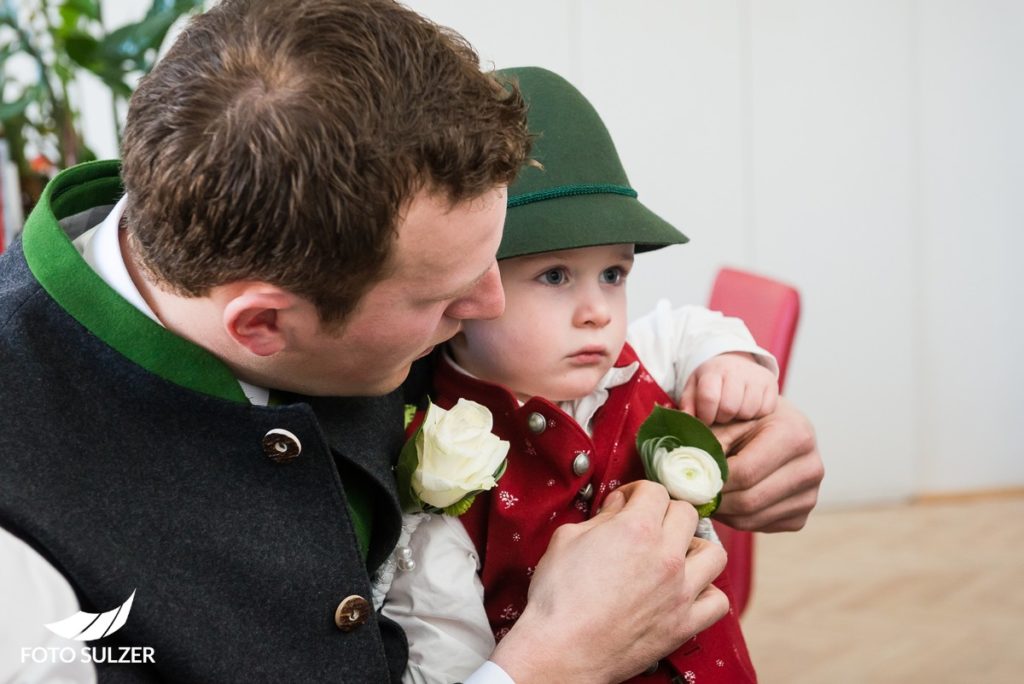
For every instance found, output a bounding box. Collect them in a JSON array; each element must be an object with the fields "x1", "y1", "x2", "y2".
[
  {"x1": 379, "y1": 513, "x2": 496, "y2": 684},
  {"x1": 627, "y1": 299, "x2": 779, "y2": 404}
]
